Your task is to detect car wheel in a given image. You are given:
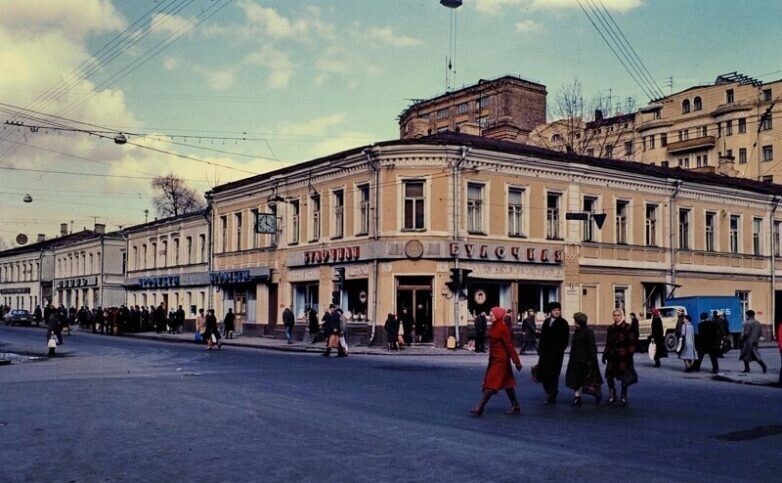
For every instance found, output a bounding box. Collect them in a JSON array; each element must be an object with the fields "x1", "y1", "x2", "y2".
[{"x1": 664, "y1": 333, "x2": 678, "y2": 352}]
